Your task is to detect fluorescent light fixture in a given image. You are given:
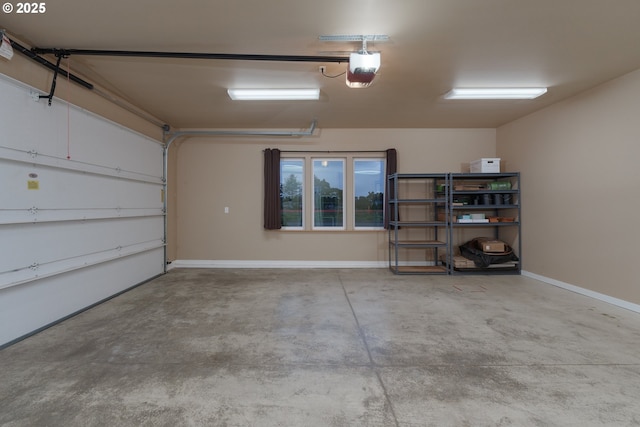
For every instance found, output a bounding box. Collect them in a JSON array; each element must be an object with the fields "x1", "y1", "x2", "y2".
[
  {"x1": 227, "y1": 88, "x2": 320, "y2": 100},
  {"x1": 444, "y1": 87, "x2": 547, "y2": 100}
]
